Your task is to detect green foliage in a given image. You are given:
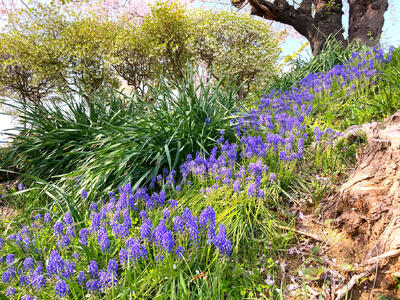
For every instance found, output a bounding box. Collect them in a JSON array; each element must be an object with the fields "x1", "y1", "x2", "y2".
[
  {"x1": 192, "y1": 10, "x2": 281, "y2": 97},
  {"x1": 3, "y1": 68, "x2": 241, "y2": 202},
  {"x1": 0, "y1": 5, "x2": 119, "y2": 104},
  {"x1": 111, "y1": 1, "x2": 195, "y2": 94},
  {"x1": 0, "y1": 1, "x2": 281, "y2": 103}
]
